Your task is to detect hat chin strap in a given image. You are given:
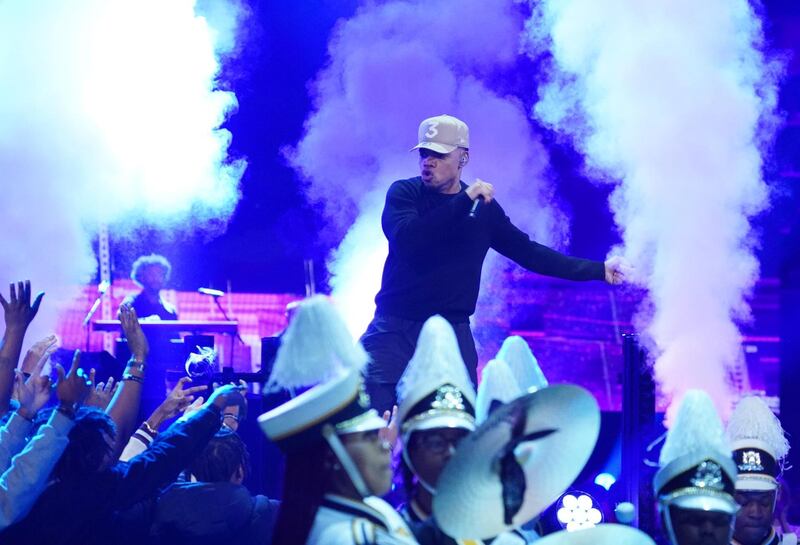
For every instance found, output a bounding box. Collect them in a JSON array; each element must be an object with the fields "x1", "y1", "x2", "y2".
[
  {"x1": 322, "y1": 424, "x2": 372, "y2": 499},
  {"x1": 402, "y1": 440, "x2": 437, "y2": 495}
]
